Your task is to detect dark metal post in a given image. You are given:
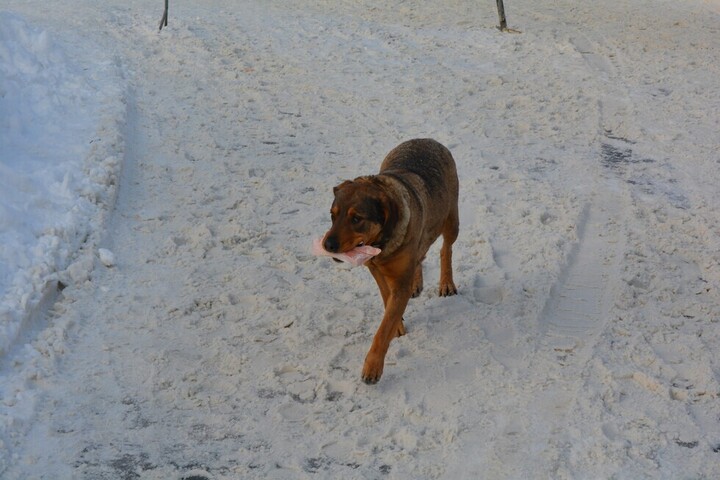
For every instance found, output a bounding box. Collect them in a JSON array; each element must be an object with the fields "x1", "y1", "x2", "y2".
[
  {"x1": 496, "y1": 0, "x2": 507, "y2": 31},
  {"x1": 159, "y1": 0, "x2": 169, "y2": 31}
]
